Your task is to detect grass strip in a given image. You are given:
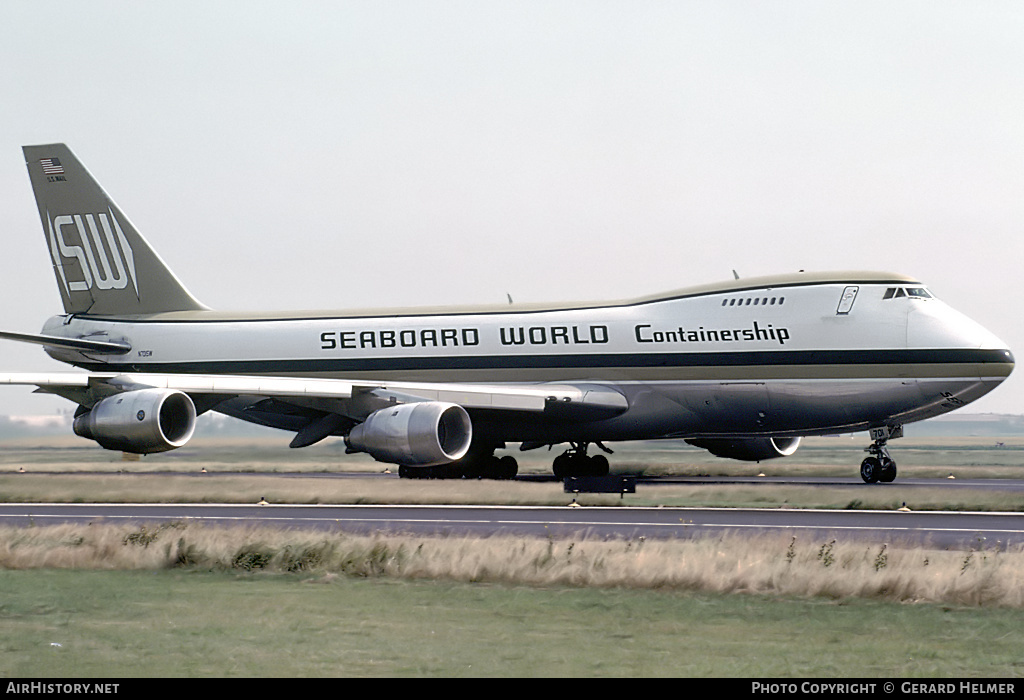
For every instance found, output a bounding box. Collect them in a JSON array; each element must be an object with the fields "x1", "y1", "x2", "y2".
[
  {"x1": 2, "y1": 523, "x2": 1024, "y2": 607},
  {"x1": 1, "y1": 472, "x2": 1022, "y2": 512},
  {"x1": 3, "y1": 524, "x2": 1024, "y2": 676}
]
